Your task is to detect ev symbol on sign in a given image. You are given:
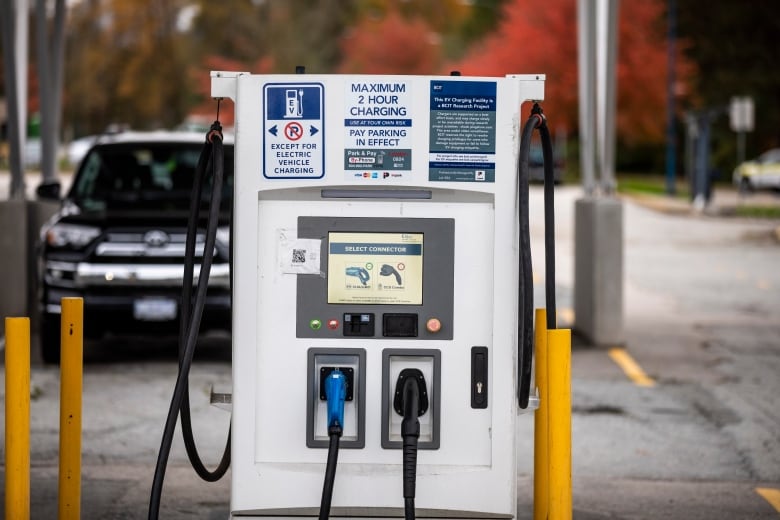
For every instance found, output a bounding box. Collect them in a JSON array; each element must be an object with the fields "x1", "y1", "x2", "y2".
[{"x1": 285, "y1": 122, "x2": 304, "y2": 141}]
